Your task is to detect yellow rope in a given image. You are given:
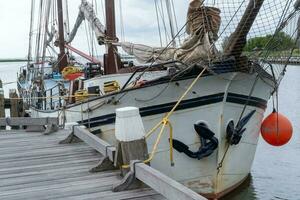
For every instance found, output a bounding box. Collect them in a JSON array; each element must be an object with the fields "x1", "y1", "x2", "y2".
[
  {"x1": 18, "y1": 66, "x2": 207, "y2": 169},
  {"x1": 165, "y1": 66, "x2": 208, "y2": 119},
  {"x1": 168, "y1": 121, "x2": 174, "y2": 166},
  {"x1": 145, "y1": 120, "x2": 163, "y2": 138},
  {"x1": 122, "y1": 67, "x2": 208, "y2": 169},
  {"x1": 122, "y1": 118, "x2": 173, "y2": 169}
]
